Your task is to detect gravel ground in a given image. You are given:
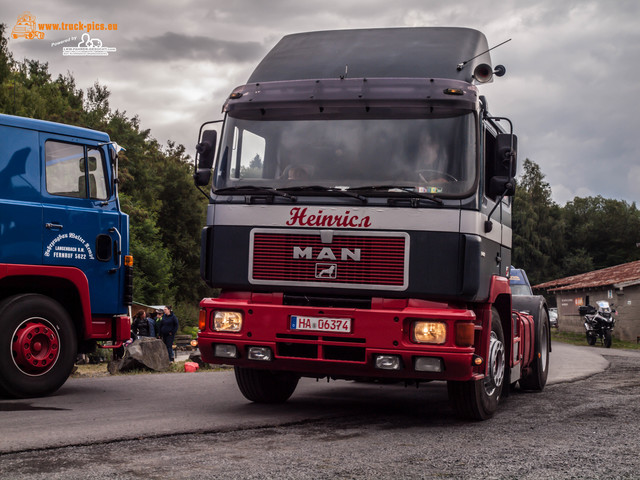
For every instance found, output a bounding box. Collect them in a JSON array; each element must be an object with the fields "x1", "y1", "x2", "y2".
[{"x1": 1, "y1": 352, "x2": 639, "y2": 479}]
